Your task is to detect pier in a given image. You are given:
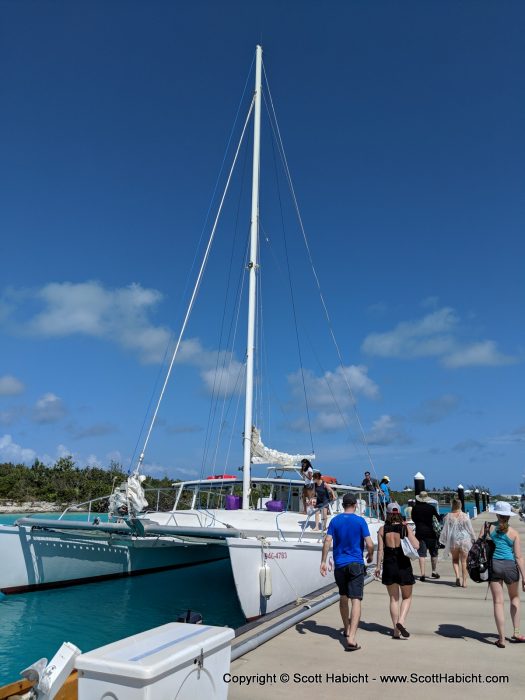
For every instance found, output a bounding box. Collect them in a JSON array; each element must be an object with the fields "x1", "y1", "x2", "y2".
[{"x1": 230, "y1": 512, "x2": 525, "y2": 698}]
